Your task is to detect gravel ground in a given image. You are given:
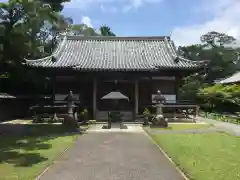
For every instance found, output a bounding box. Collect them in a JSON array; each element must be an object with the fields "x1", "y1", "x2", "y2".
[{"x1": 38, "y1": 132, "x2": 185, "y2": 180}]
